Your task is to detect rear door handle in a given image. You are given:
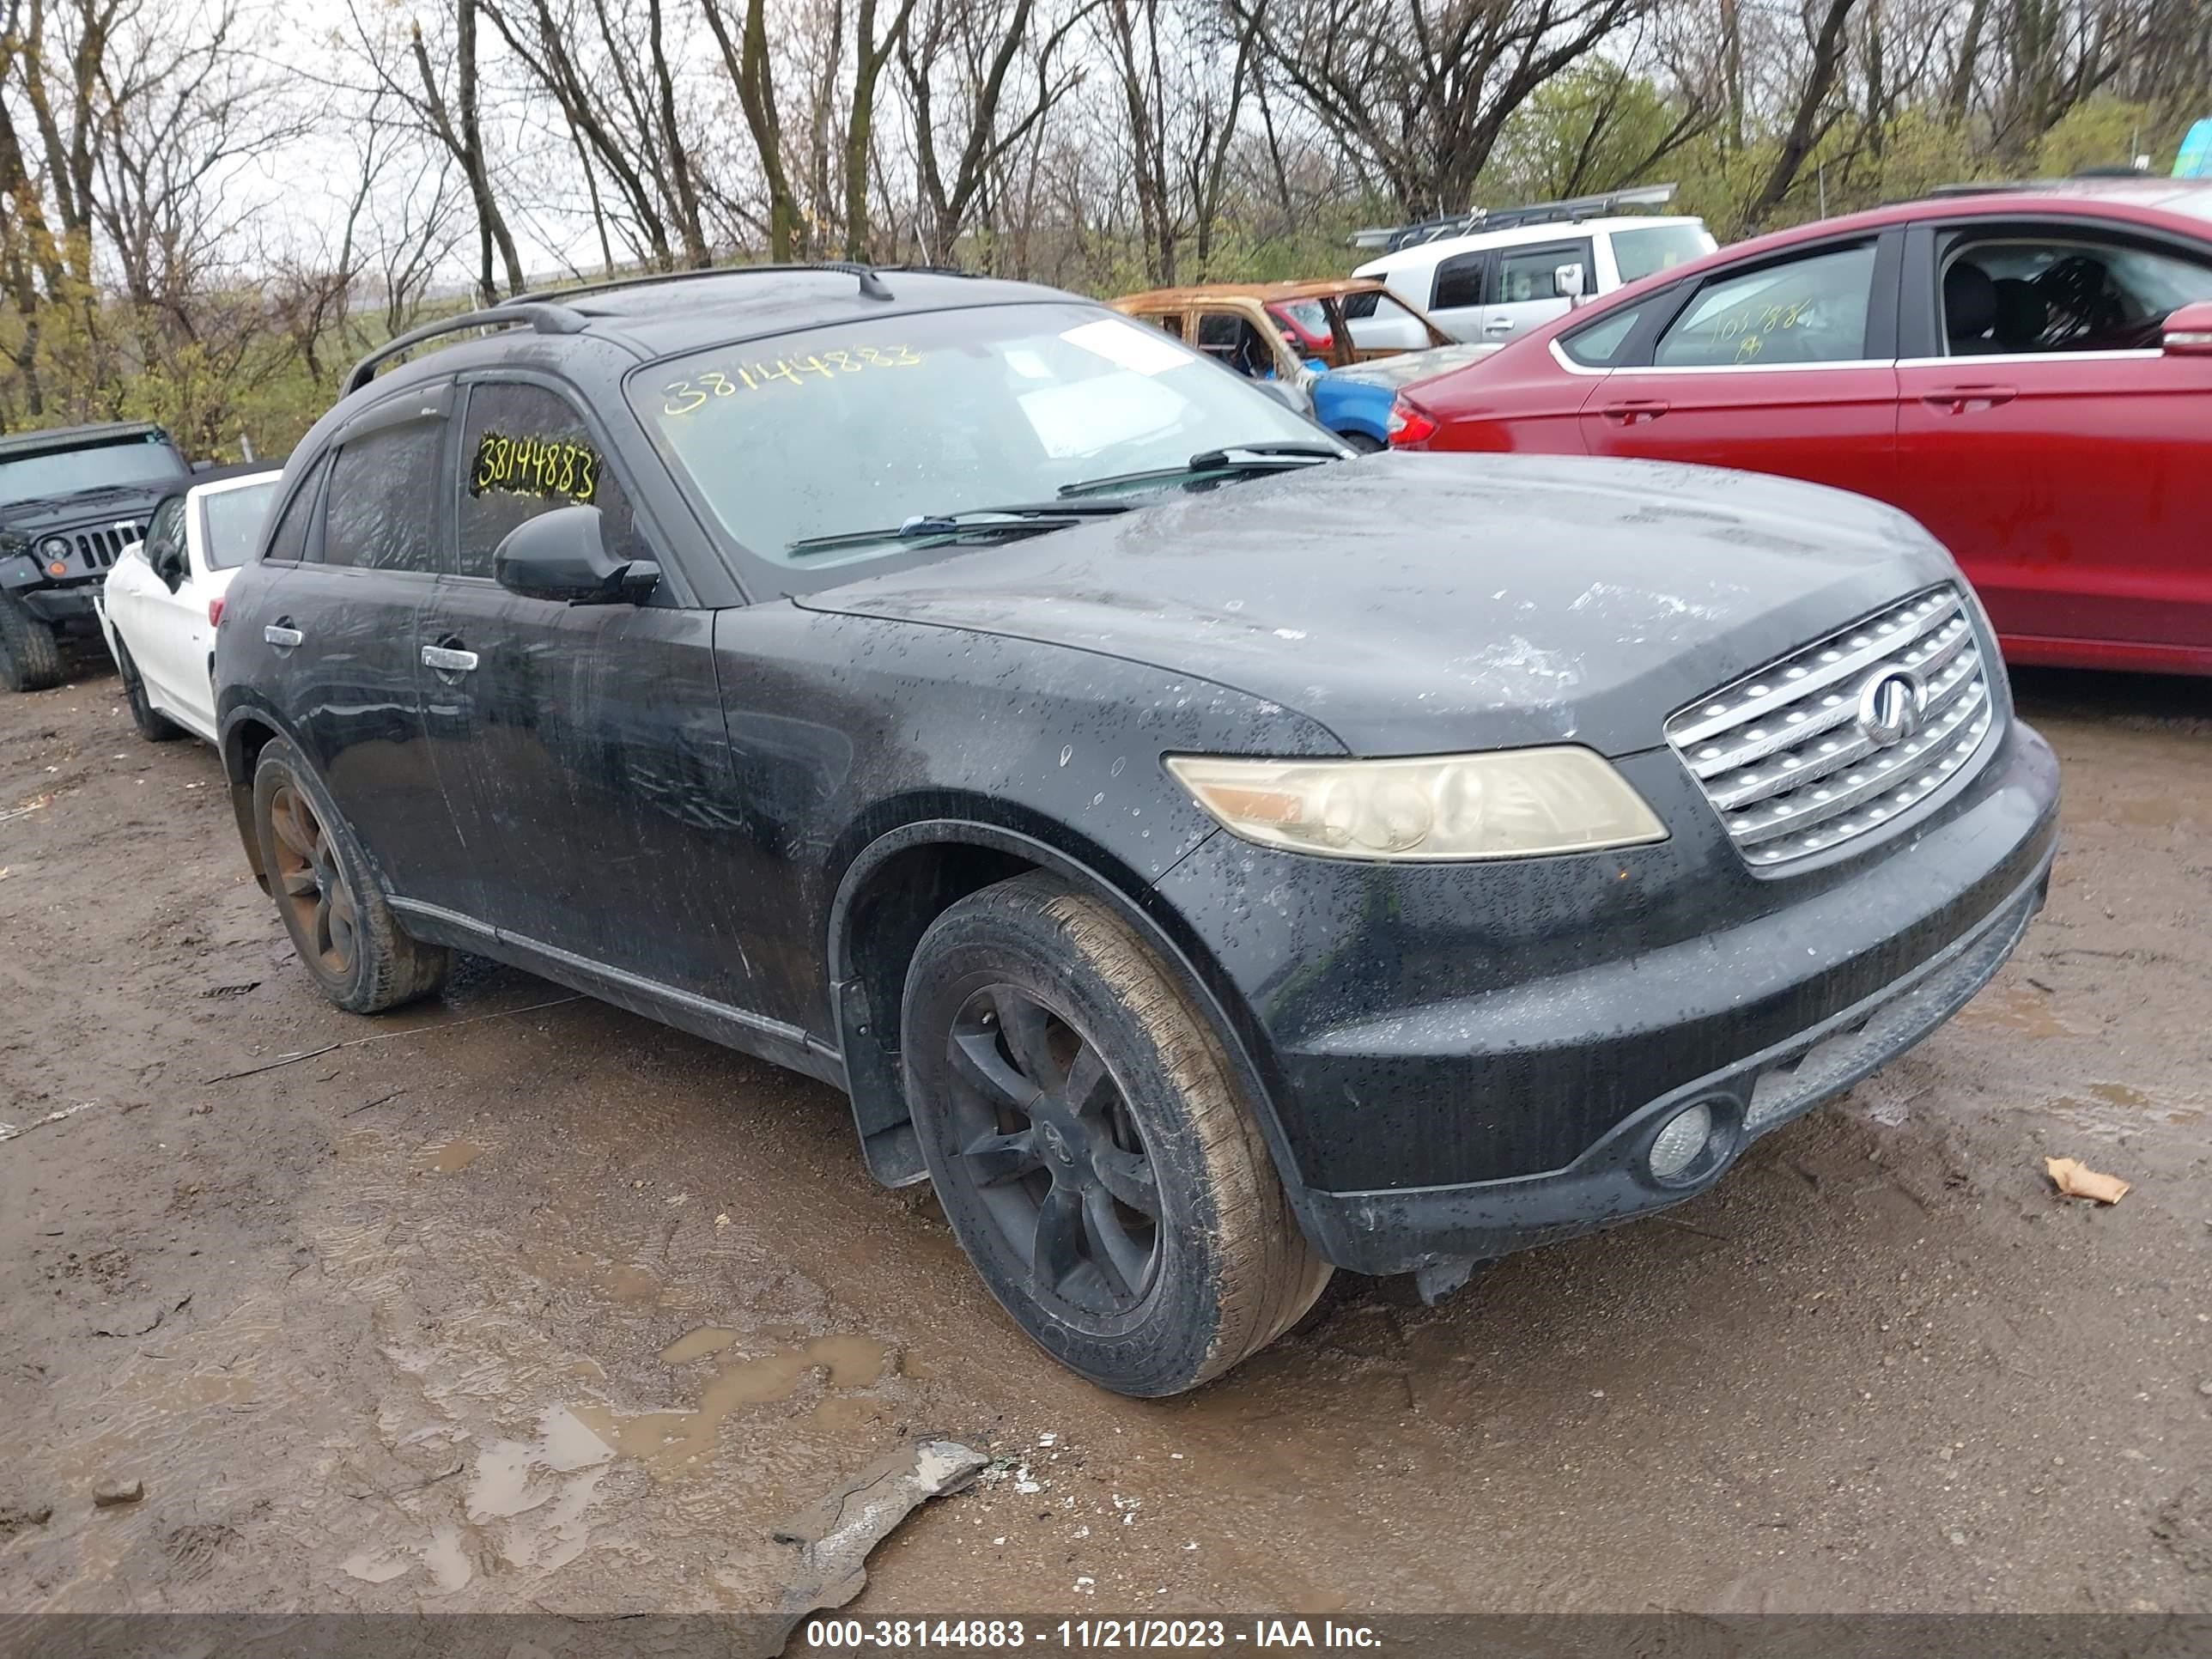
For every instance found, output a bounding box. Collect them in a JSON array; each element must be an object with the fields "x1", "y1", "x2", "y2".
[
  {"x1": 1484, "y1": 318, "x2": 1514, "y2": 335},
  {"x1": 1922, "y1": 383, "x2": 2016, "y2": 414},
  {"x1": 421, "y1": 644, "x2": 479, "y2": 674},
  {"x1": 1601, "y1": 398, "x2": 1670, "y2": 424},
  {"x1": 263, "y1": 623, "x2": 302, "y2": 650}
]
